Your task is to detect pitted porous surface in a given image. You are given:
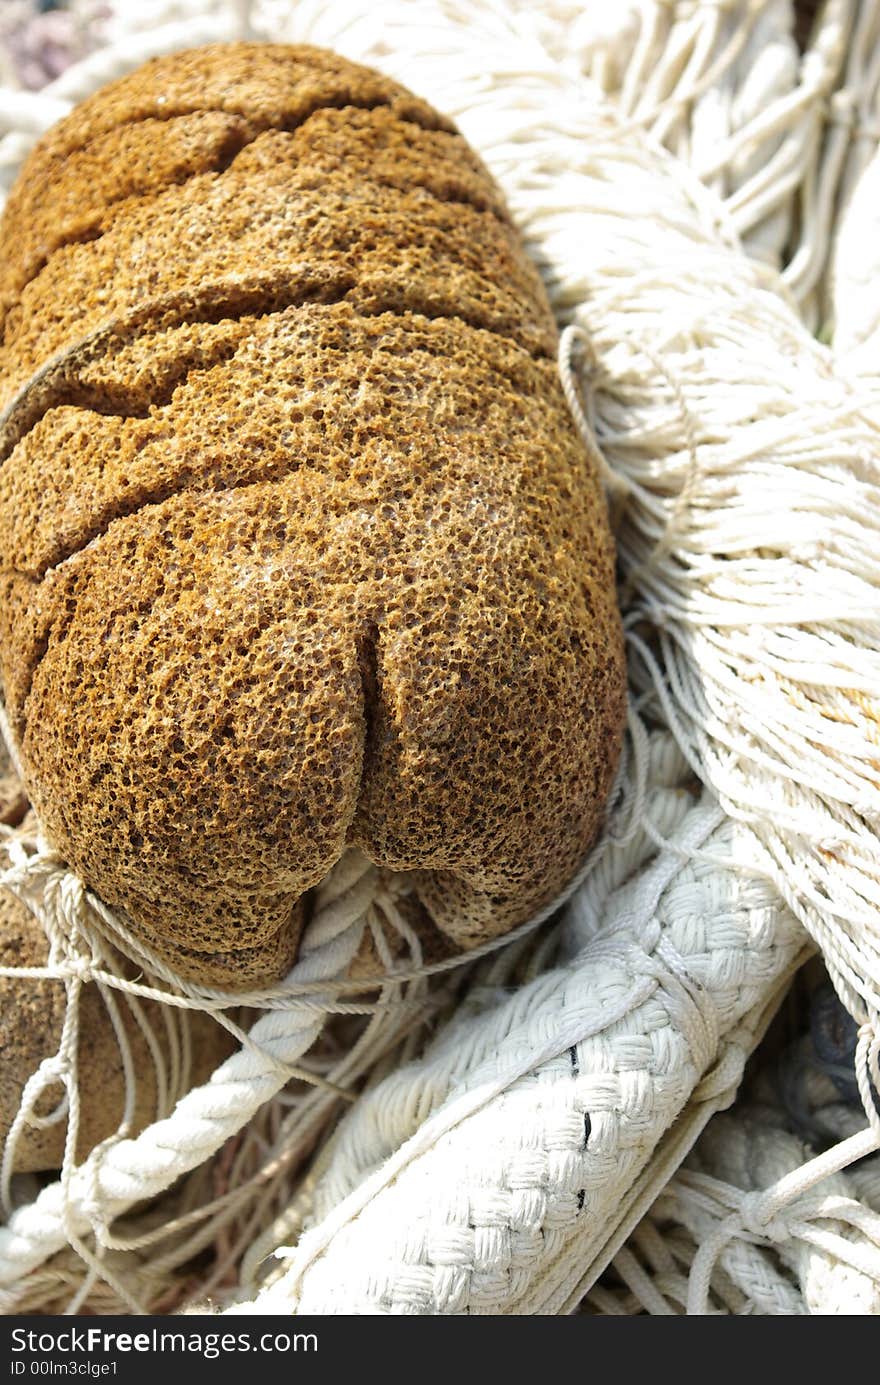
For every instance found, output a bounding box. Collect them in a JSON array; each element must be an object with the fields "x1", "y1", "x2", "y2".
[
  {"x1": 0, "y1": 106, "x2": 507, "y2": 322},
  {"x1": 0, "y1": 111, "x2": 253, "y2": 320},
  {"x1": 0, "y1": 887, "x2": 234, "y2": 1171},
  {"x1": 0, "y1": 151, "x2": 553, "y2": 406},
  {"x1": 0, "y1": 736, "x2": 27, "y2": 827},
  {"x1": 0, "y1": 44, "x2": 626, "y2": 987},
  {"x1": 0, "y1": 41, "x2": 451, "y2": 323}
]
